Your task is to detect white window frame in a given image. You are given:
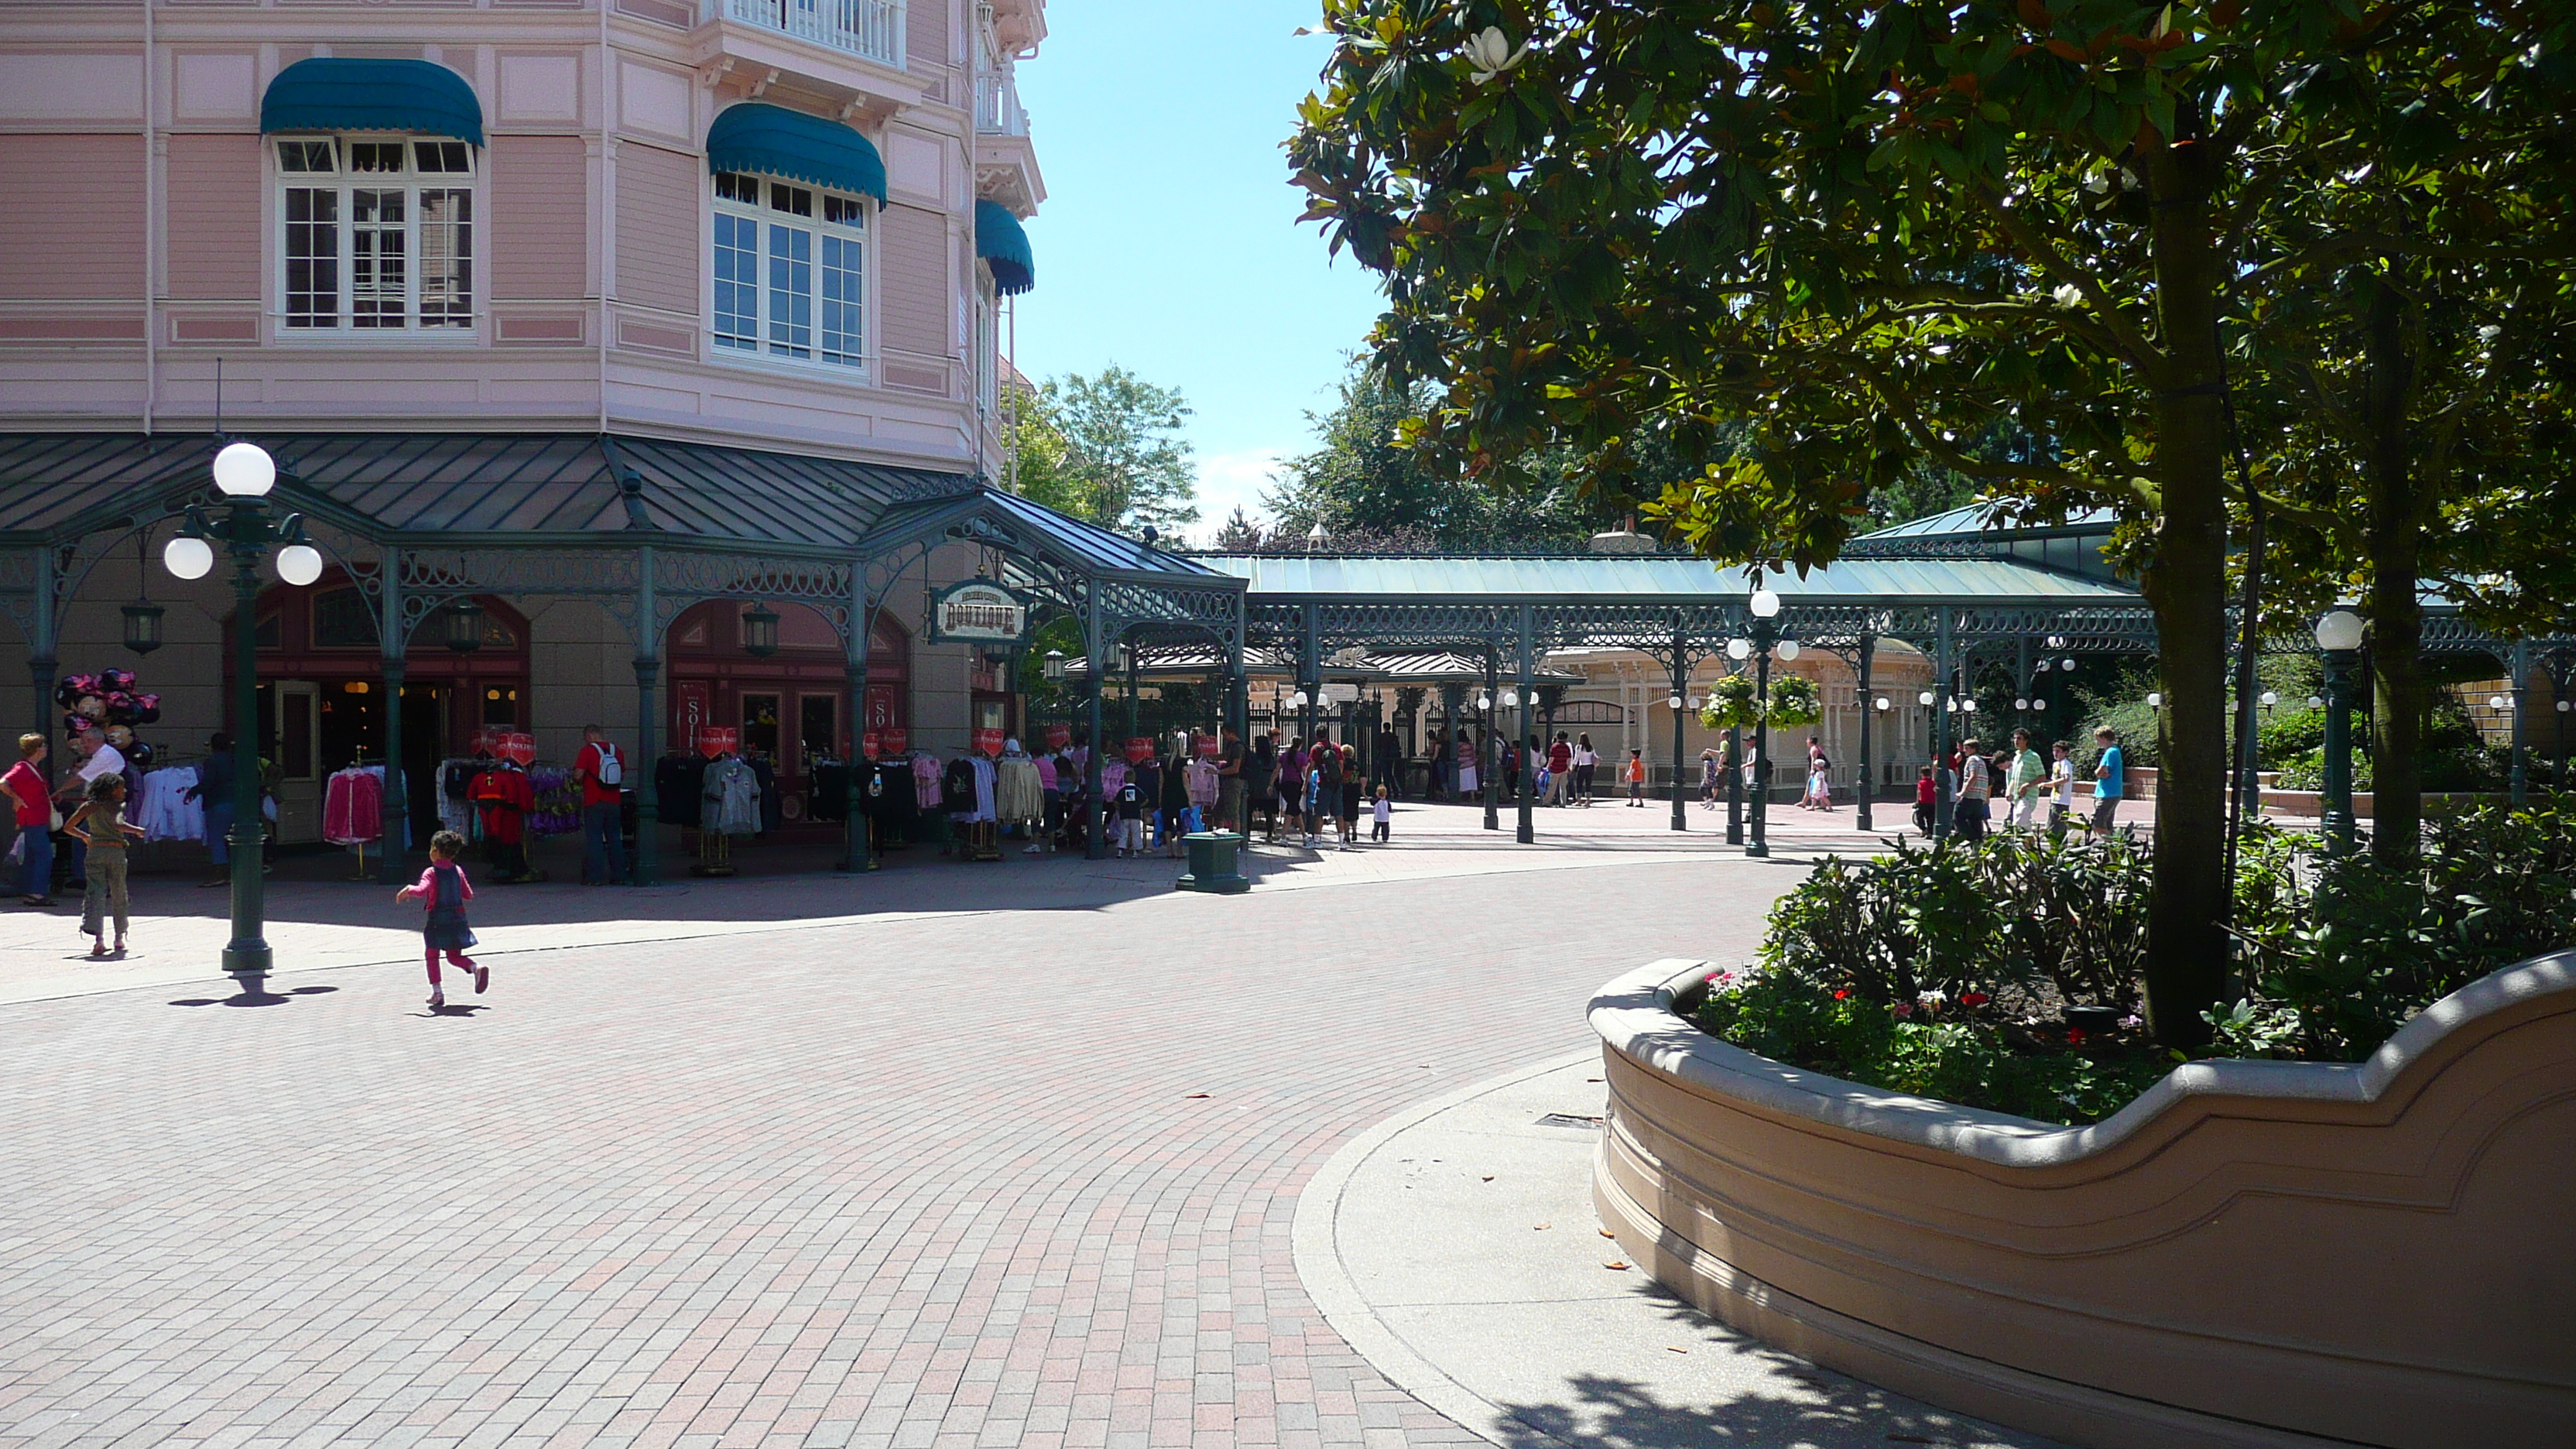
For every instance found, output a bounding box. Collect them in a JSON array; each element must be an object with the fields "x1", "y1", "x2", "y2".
[
  {"x1": 269, "y1": 135, "x2": 481, "y2": 341},
  {"x1": 709, "y1": 170, "x2": 873, "y2": 379}
]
